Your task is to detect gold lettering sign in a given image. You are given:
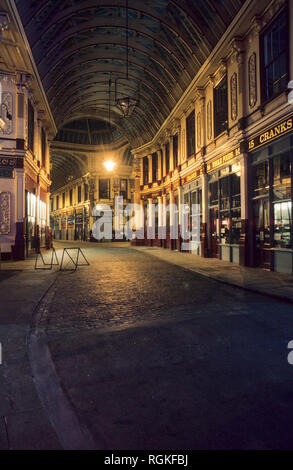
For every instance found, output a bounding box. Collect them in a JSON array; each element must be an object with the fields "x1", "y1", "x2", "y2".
[
  {"x1": 207, "y1": 146, "x2": 240, "y2": 173},
  {"x1": 248, "y1": 115, "x2": 293, "y2": 151}
]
